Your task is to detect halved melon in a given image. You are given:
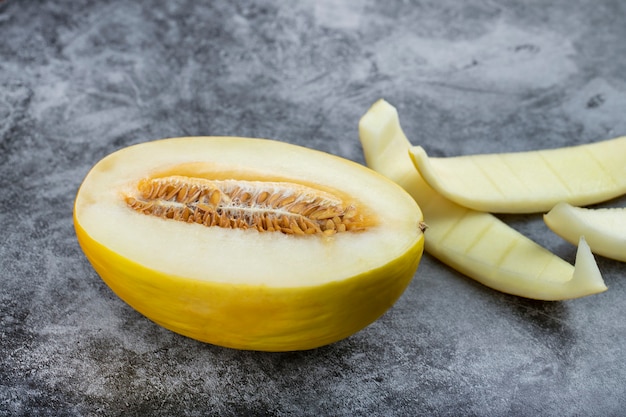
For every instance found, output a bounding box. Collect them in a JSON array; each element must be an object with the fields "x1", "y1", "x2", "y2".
[{"x1": 73, "y1": 136, "x2": 425, "y2": 351}]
